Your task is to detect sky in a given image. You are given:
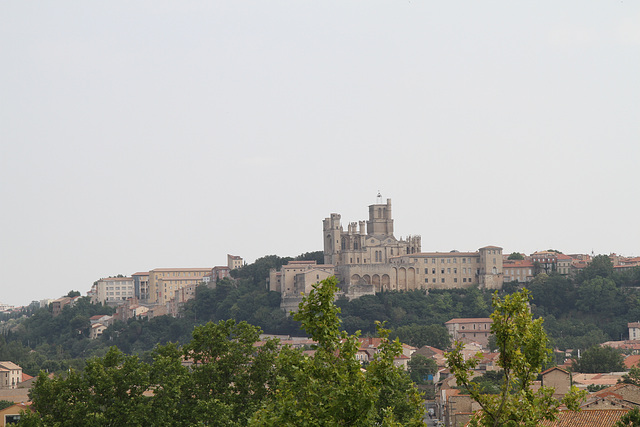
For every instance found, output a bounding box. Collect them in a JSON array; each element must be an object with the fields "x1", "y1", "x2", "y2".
[{"x1": 1, "y1": 1, "x2": 639, "y2": 307}]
